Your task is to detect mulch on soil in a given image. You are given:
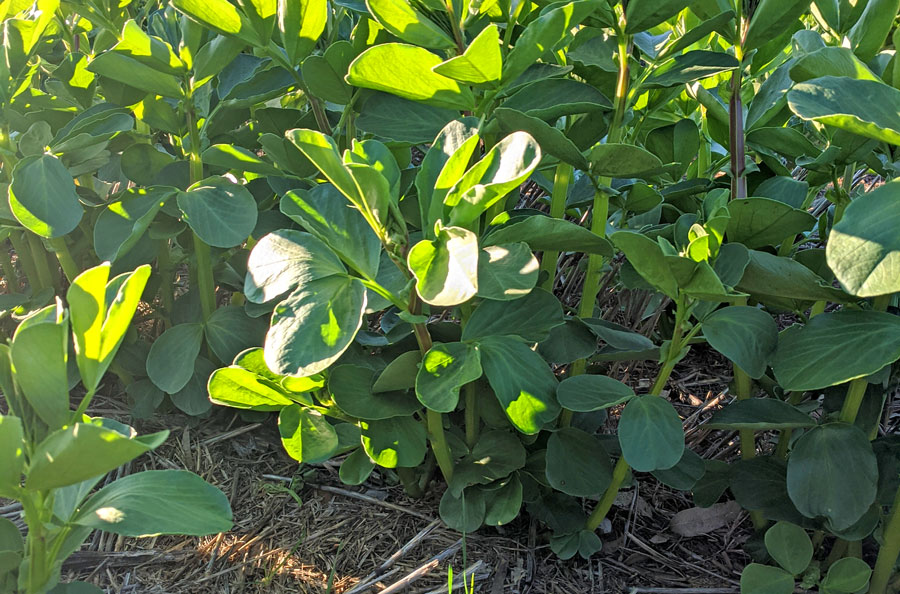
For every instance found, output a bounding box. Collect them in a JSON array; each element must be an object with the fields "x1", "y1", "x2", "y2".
[{"x1": 0, "y1": 343, "x2": 765, "y2": 594}]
